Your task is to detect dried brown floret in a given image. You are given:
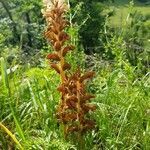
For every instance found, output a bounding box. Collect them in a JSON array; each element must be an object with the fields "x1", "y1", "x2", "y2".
[
  {"x1": 62, "y1": 45, "x2": 75, "y2": 56},
  {"x1": 80, "y1": 71, "x2": 95, "y2": 82},
  {"x1": 81, "y1": 94, "x2": 95, "y2": 102},
  {"x1": 54, "y1": 41, "x2": 62, "y2": 51},
  {"x1": 51, "y1": 63, "x2": 60, "y2": 74},
  {"x1": 47, "y1": 53, "x2": 60, "y2": 61},
  {"x1": 63, "y1": 62, "x2": 71, "y2": 71}
]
